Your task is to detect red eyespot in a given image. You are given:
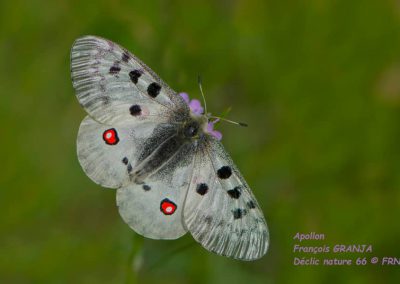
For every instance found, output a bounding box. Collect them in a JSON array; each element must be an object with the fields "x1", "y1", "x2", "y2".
[
  {"x1": 160, "y1": 198, "x2": 177, "y2": 215},
  {"x1": 102, "y1": 128, "x2": 119, "y2": 145}
]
